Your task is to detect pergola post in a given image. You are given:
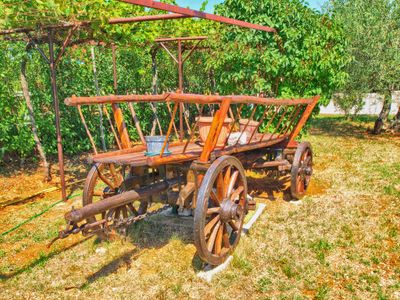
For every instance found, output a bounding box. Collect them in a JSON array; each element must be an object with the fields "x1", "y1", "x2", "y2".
[{"x1": 48, "y1": 29, "x2": 67, "y2": 201}]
